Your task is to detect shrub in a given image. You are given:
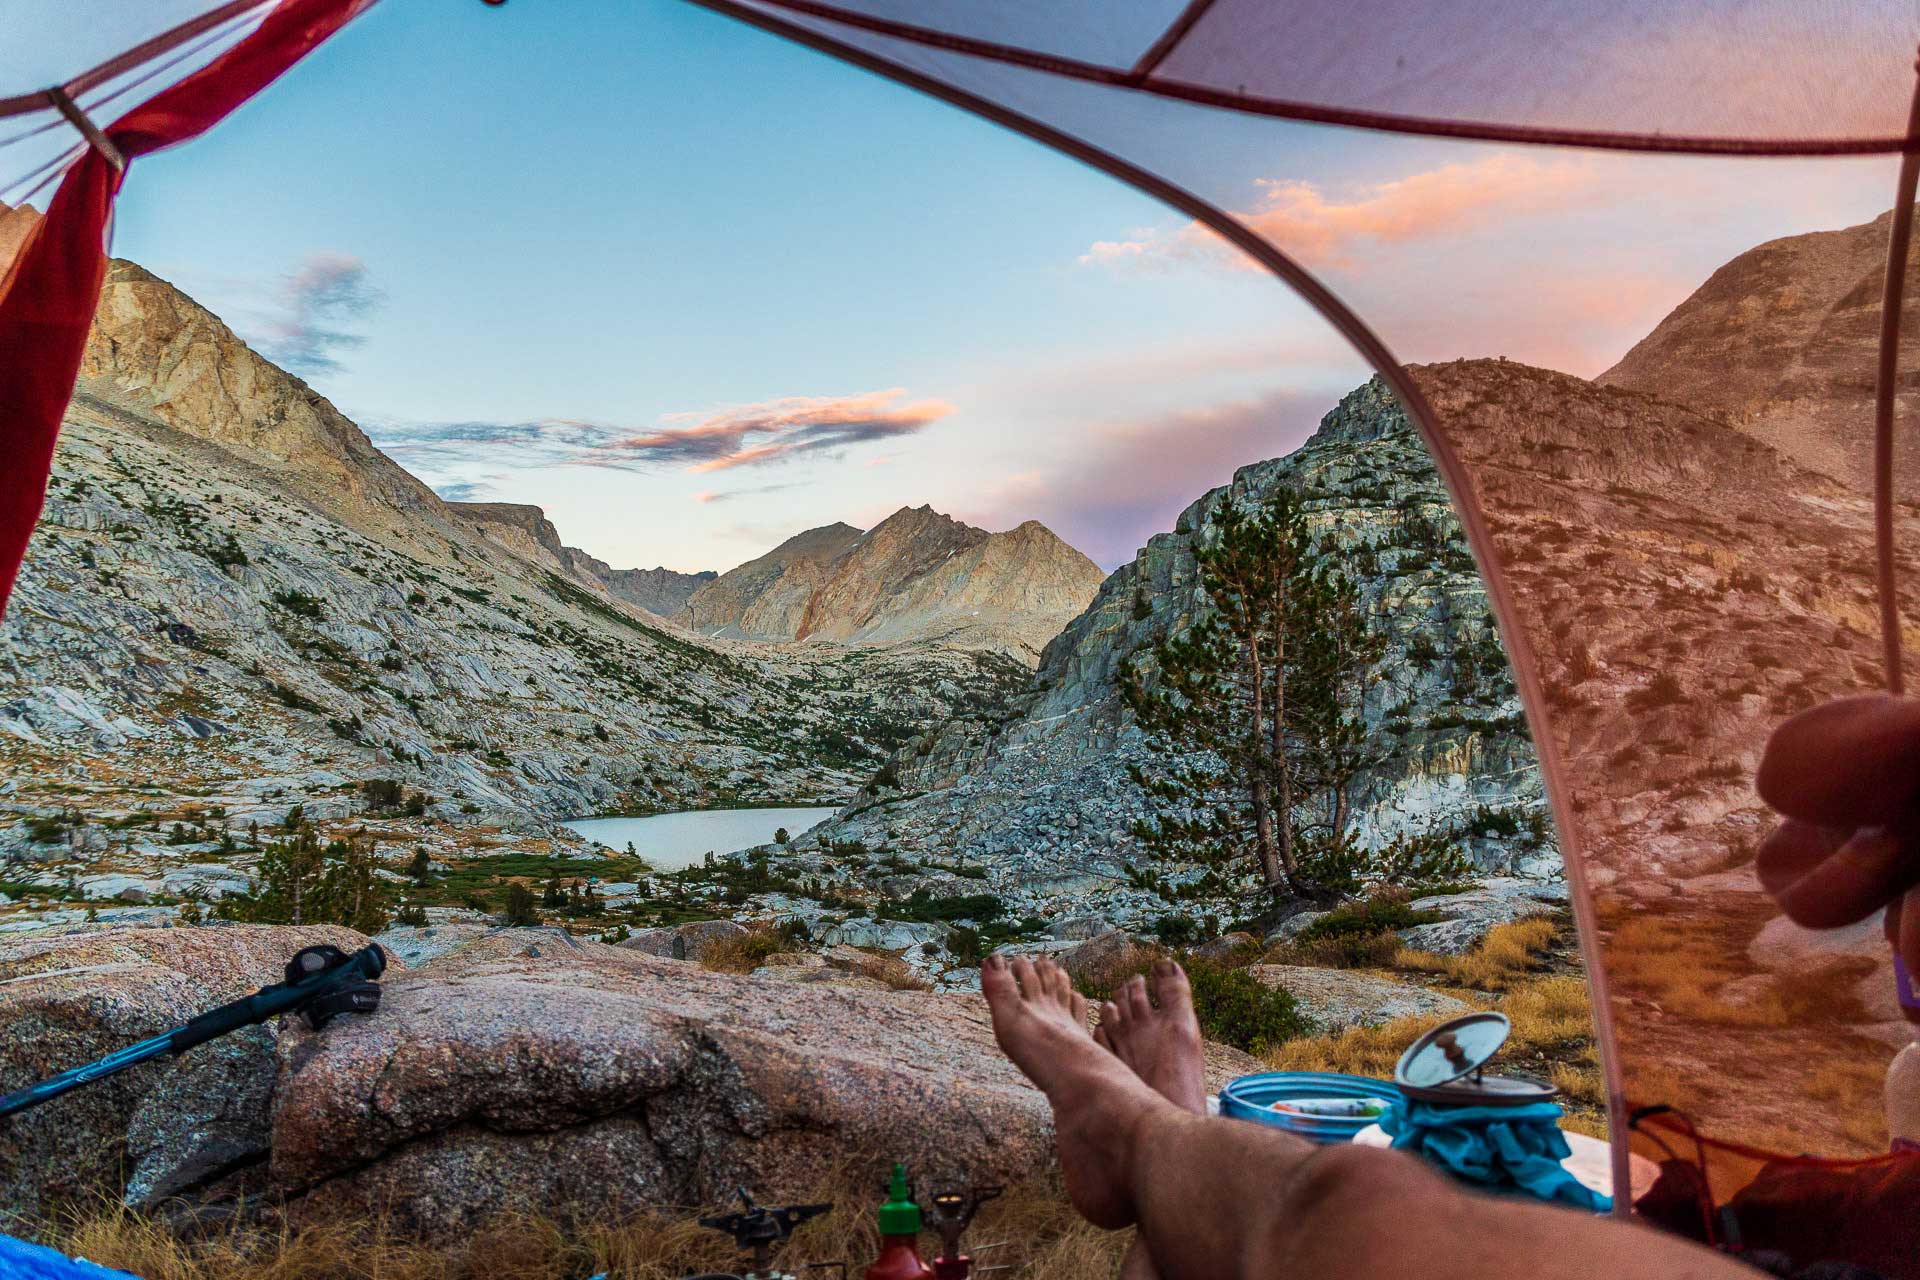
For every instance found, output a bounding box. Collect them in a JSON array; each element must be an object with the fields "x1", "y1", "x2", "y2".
[
  {"x1": 1294, "y1": 892, "x2": 1445, "y2": 943},
  {"x1": 1151, "y1": 913, "x2": 1203, "y2": 946},
  {"x1": 271, "y1": 589, "x2": 325, "y2": 619},
  {"x1": 1182, "y1": 959, "x2": 1311, "y2": 1052},
  {"x1": 900, "y1": 889, "x2": 1006, "y2": 923},
  {"x1": 503, "y1": 882, "x2": 540, "y2": 926}
]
